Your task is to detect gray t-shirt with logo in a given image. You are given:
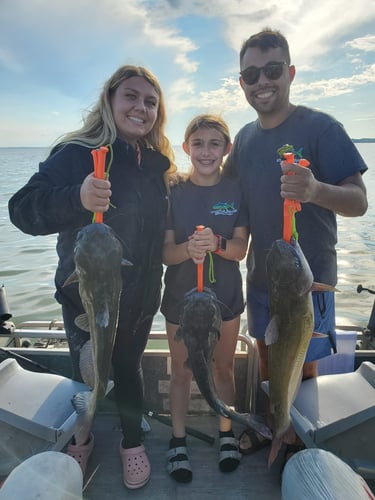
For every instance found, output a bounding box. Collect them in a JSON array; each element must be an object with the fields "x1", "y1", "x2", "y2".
[{"x1": 161, "y1": 176, "x2": 248, "y2": 323}]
